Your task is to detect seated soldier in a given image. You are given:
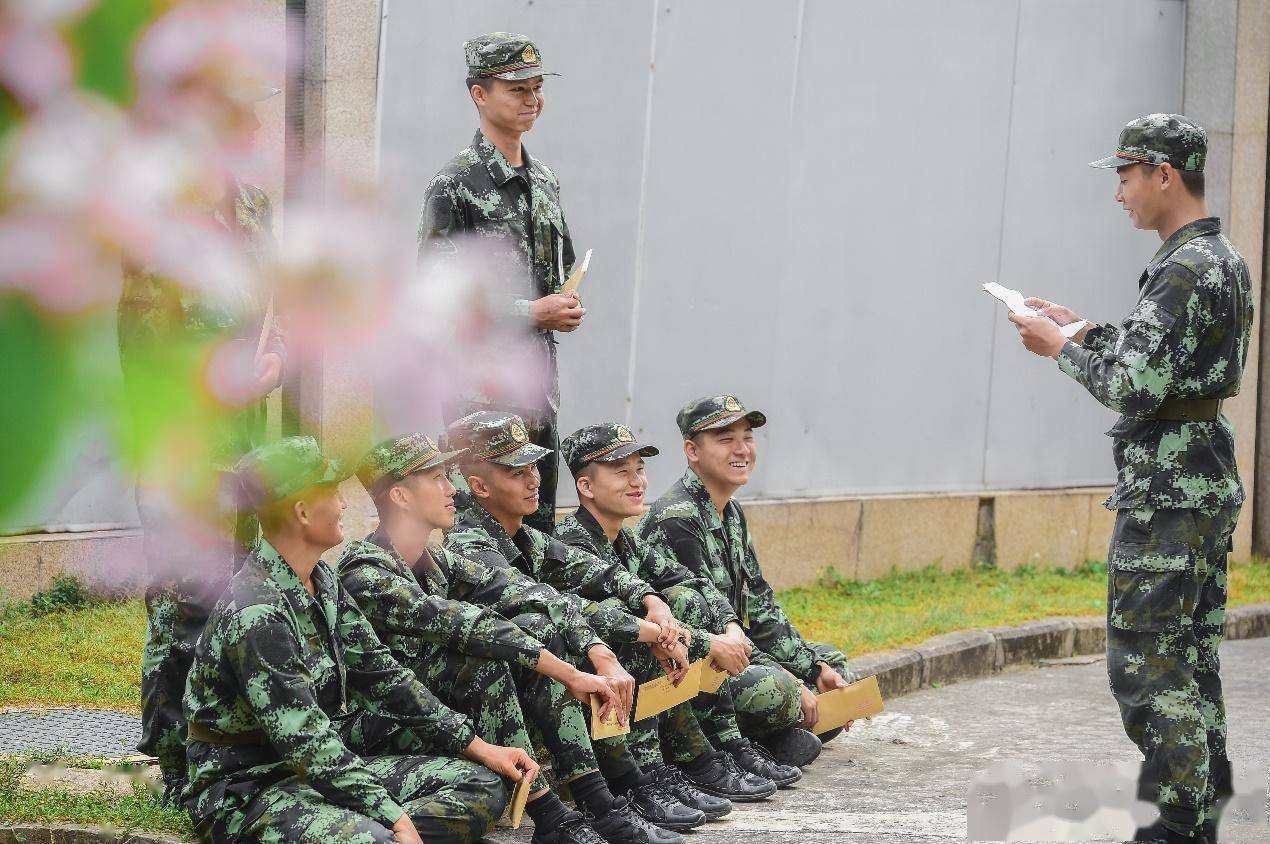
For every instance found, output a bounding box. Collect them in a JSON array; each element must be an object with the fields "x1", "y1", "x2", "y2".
[
  {"x1": 639, "y1": 396, "x2": 854, "y2": 768},
  {"x1": 339, "y1": 433, "x2": 703, "y2": 843},
  {"x1": 557, "y1": 423, "x2": 803, "y2": 794},
  {"x1": 182, "y1": 436, "x2": 535, "y2": 844},
  {"x1": 443, "y1": 412, "x2": 752, "y2": 827}
]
